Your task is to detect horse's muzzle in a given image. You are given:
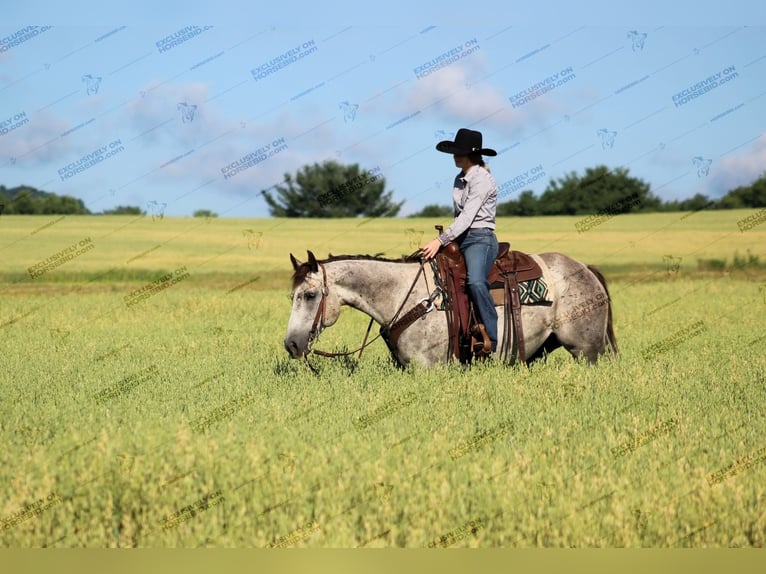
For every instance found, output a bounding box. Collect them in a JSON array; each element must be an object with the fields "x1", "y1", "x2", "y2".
[{"x1": 284, "y1": 337, "x2": 306, "y2": 359}]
